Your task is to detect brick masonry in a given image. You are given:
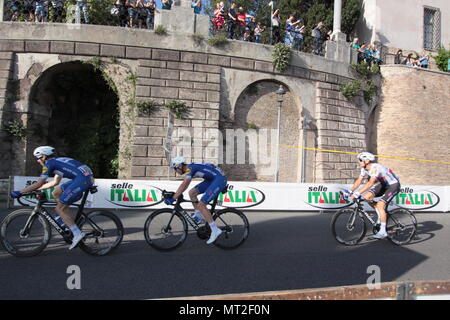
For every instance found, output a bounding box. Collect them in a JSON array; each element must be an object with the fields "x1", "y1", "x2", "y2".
[
  {"x1": 314, "y1": 82, "x2": 367, "y2": 184},
  {"x1": 375, "y1": 66, "x2": 450, "y2": 185}
]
